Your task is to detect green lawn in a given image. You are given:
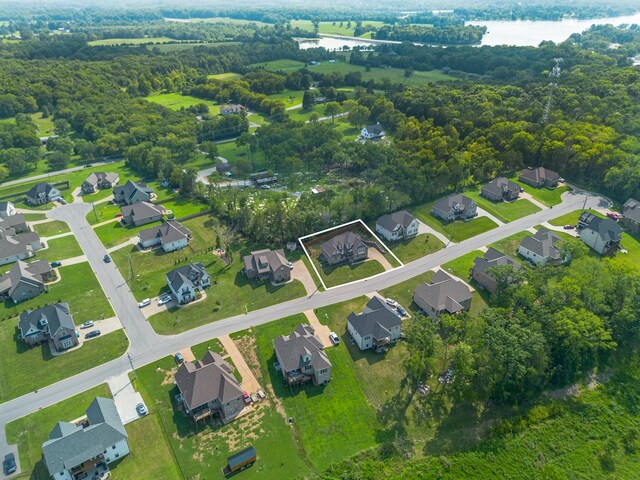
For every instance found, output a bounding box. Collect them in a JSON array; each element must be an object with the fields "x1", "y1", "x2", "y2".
[
  {"x1": 266, "y1": 89, "x2": 303, "y2": 107},
  {"x1": 88, "y1": 37, "x2": 180, "y2": 46},
  {"x1": 207, "y1": 72, "x2": 243, "y2": 81},
  {"x1": 43, "y1": 234, "x2": 83, "y2": 260},
  {"x1": 0, "y1": 324, "x2": 127, "y2": 403},
  {"x1": 158, "y1": 197, "x2": 209, "y2": 219},
  {"x1": 442, "y1": 250, "x2": 484, "y2": 281},
  {"x1": 289, "y1": 19, "x2": 385, "y2": 36},
  {"x1": 145, "y1": 93, "x2": 221, "y2": 114},
  {"x1": 410, "y1": 200, "x2": 499, "y2": 242},
  {"x1": 6, "y1": 384, "x2": 112, "y2": 478},
  {"x1": 489, "y1": 230, "x2": 533, "y2": 257},
  {"x1": 512, "y1": 177, "x2": 570, "y2": 206},
  {"x1": 33, "y1": 220, "x2": 70, "y2": 237},
  {"x1": 465, "y1": 187, "x2": 541, "y2": 223},
  {"x1": 389, "y1": 233, "x2": 445, "y2": 263},
  {"x1": 94, "y1": 220, "x2": 160, "y2": 249},
  {"x1": 548, "y1": 209, "x2": 604, "y2": 227},
  {"x1": 253, "y1": 313, "x2": 381, "y2": 471},
  {"x1": 379, "y1": 272, "x2": 435, "y2": 315},
  {"x1": 31, "y1": 112, "x2": 54, "y2": 136},
  {"x1": 249, "y1": 59, "x2": 305, "y2": 73},
  {"x1": 310, "y1": 255, "x2": 385, "y2": 288},
  {"x1": 1, "y1": 262, "x2": 114, "y2": 323},
  {"x1": 23, "y1": 213, "x2": 47, "y2": 221},
  {"x1": 86, "y1": 201, "x2": 121, "y2": 225}
]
